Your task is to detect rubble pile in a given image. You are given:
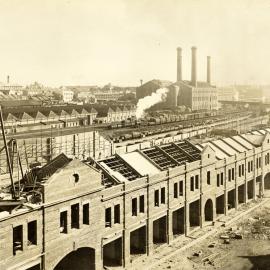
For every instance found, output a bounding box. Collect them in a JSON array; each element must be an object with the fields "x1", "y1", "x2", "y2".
[{"x1": 185, "y1": 205, "x2": 270, "y2": 269}]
